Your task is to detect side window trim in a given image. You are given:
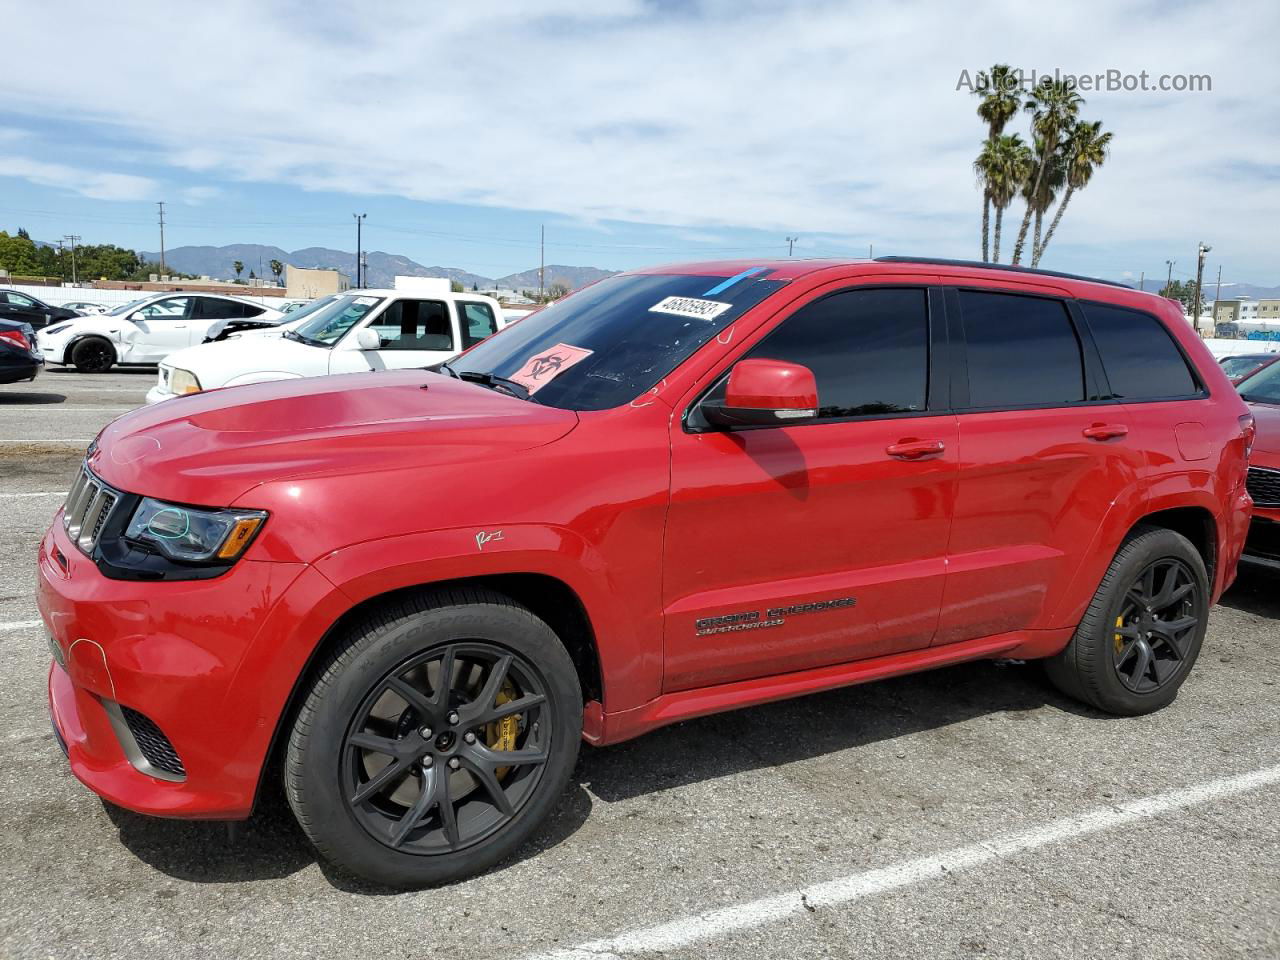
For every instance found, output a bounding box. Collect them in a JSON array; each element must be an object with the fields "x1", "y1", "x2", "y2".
[
  {"x1": 947, "y1": 285, "x2": 1118, "y2": 414},
  {"x1": 684, "y1": 282, "x2": 945, "y2": 433}
]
